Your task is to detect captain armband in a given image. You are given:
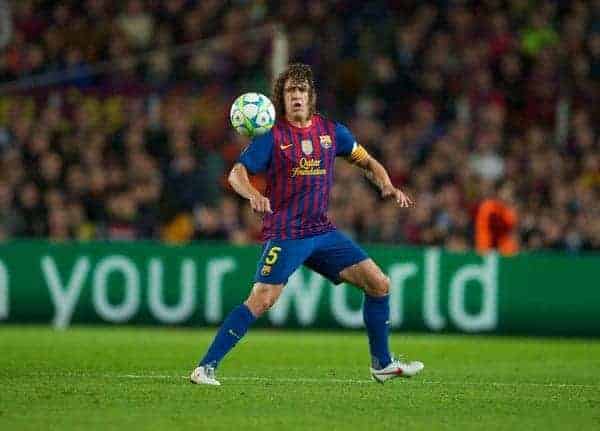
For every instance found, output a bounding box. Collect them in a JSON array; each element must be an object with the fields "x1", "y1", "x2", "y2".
[{"x1": 347, "y1": 143, "x2": 370, "y2": 164}]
